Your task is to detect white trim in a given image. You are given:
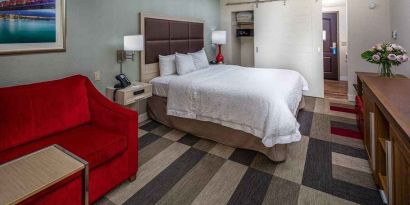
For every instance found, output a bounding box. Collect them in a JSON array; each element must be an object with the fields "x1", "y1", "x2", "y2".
[
  {"x1": 138, "y1": 113, "x2": 149, "y2": 123},
  {"x1": 348, "y1": 94, "x2": 355, "y2": 102},
  {"x1": 339, "y1": 76, "x2": 348, "y2": 81}
]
